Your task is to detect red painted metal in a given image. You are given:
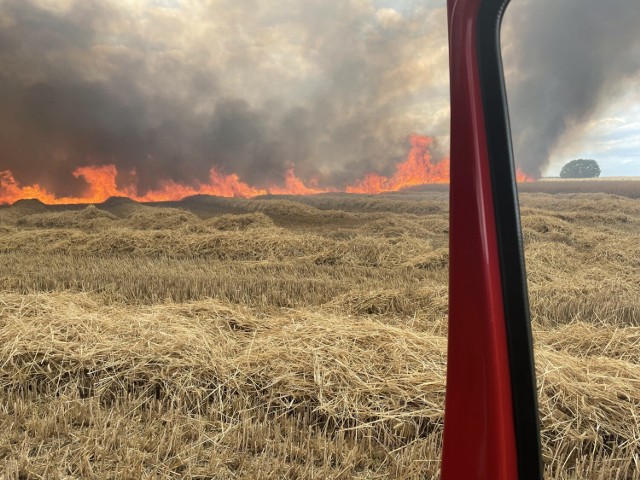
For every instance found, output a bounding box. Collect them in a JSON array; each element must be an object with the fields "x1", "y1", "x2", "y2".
[{"x1": 441, "y1": 1, "x2": 519, "y2": 479}]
